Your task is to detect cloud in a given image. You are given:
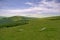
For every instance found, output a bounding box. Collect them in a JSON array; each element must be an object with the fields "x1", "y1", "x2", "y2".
[
  {"x1": 0, "y1": 0, "x2": 60, "y2": 18},
  {"x1": 46, "y1": 0, "x2": 53, "y2": 2},
  {"x1": 55, "y1": 0, "x2": 60, "y2": 3},
  {"x1": 25, "y1": 2, "x2": 34, "y2": 6}
]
